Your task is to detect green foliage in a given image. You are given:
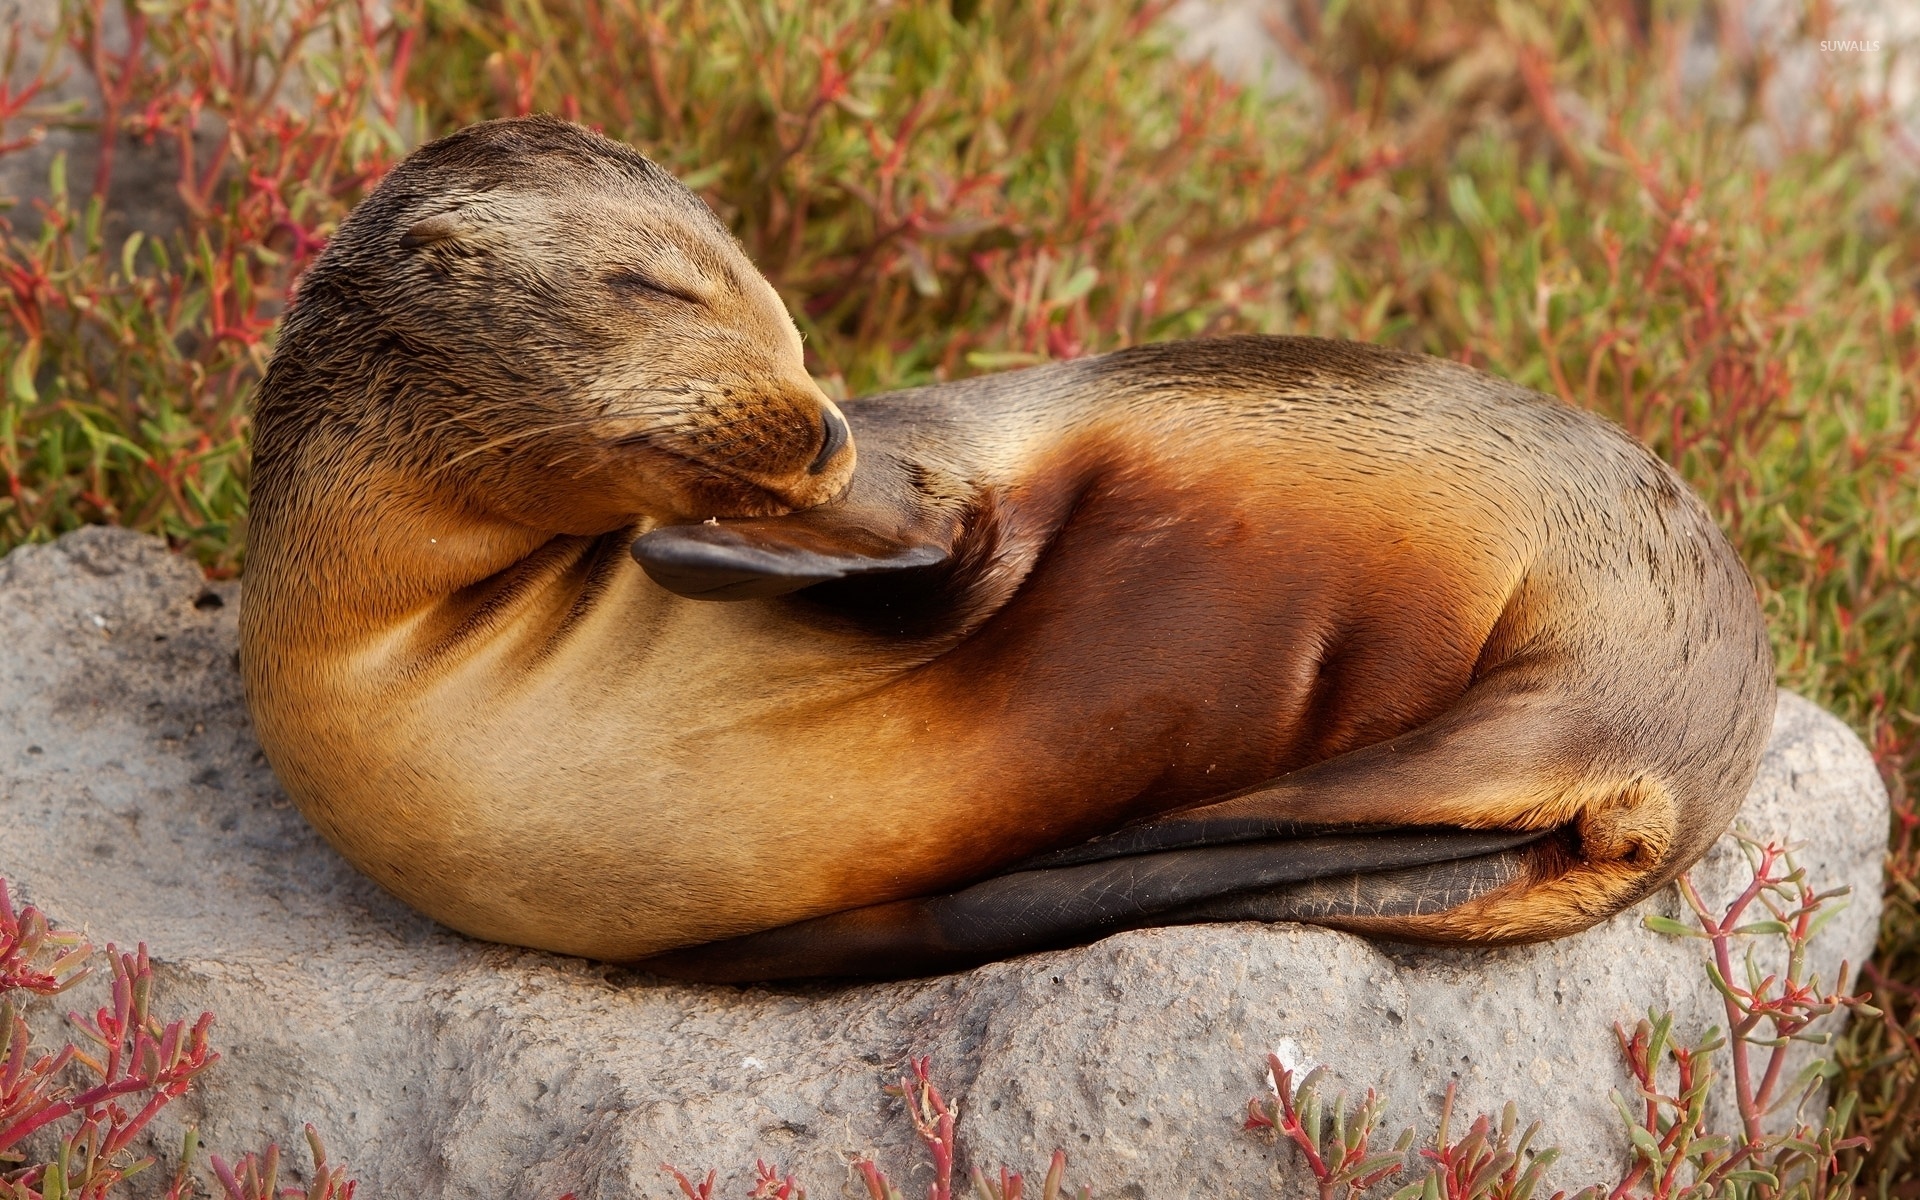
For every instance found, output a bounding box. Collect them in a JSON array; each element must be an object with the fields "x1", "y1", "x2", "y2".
[
  {"x1": 0, "y1": 0, "x2": 412, "y2": 572},
  {"x1": 0, "y1": 0, "x2": 1916, "y2": 1188},
  {"x1": 407, "y1": 0, "x2": 1398, "y2": 394}
]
